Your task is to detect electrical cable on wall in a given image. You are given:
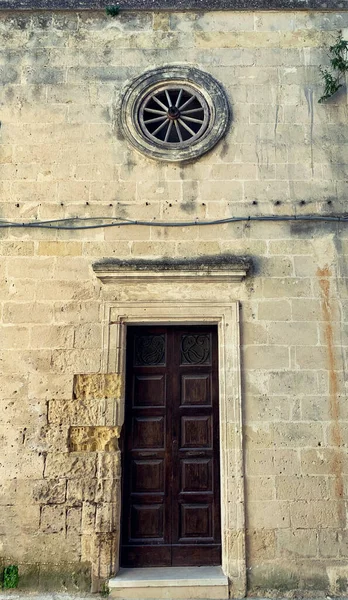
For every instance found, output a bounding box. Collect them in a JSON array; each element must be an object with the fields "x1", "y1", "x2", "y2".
[{"x1": 0, "y1": 215, "x2": 347, "y2": 230}]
